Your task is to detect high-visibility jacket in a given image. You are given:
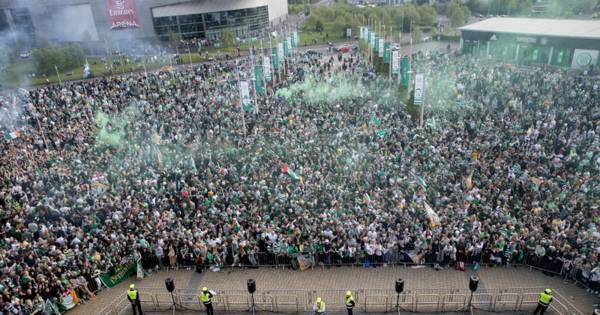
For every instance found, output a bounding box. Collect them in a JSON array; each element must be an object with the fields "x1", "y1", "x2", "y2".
[
  {"x1": 345, "y1": 296, "x2": 355, "y2": 309},
  {"x1": 201, "y1": 291, "x2": 213, "y2": 305},
  {"x1": 538, "y1": 292, "x2": 552, "y2": 306},
  {"x1": 316, "y1": 301, "x2": 325, "y2": 313},
  {"x1": 127, "y1": 289, "x2": 138, "y2": 301}
]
